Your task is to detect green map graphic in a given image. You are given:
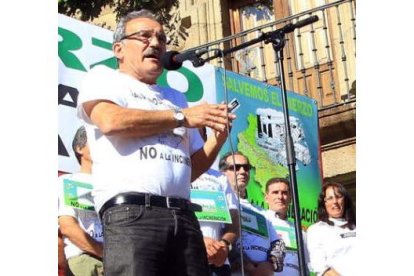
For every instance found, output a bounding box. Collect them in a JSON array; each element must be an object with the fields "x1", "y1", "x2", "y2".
[{"x1": 237, "y1": 114, "x2": 288, "y2": 208}]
